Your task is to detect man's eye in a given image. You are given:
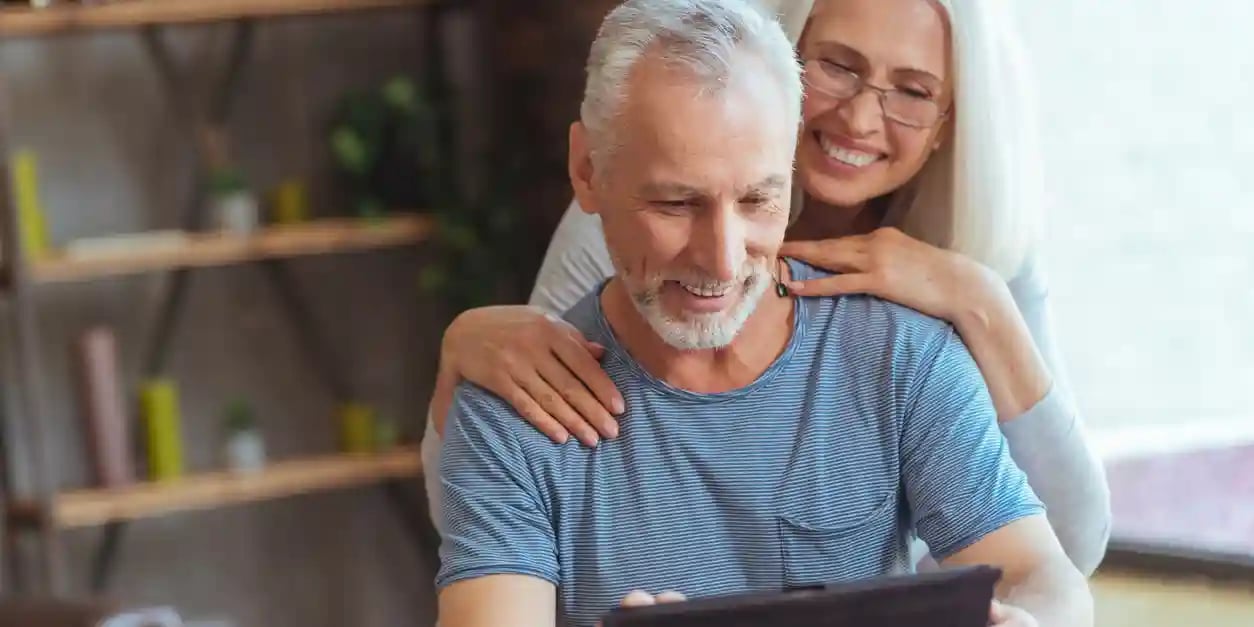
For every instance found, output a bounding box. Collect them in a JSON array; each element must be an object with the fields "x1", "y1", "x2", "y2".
[
  {"x1": 741, "y1": 197, "x2": 777, "y2": 212},
  {"x1": 652, "y1": 200, "x2": 691, "y2": 208}
]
